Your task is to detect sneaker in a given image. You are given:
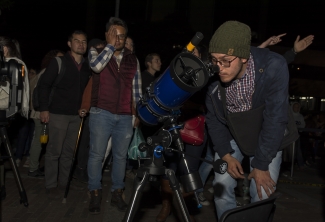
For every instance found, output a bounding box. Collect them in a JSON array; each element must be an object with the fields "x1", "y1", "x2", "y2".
[
  {"x1": 89, "y1": 189, "x2": 102, "y2": 214},
  {"x1": 208, "y1": 187, "x2": 214, "y2": 194},
  {"x1": 196, "y1": 192, "x2": 210, "y2": 206},
  {"x1": 23, "y1": 157, "x2": 30, "y2": 168},
  {"x1": 111, "y1": 189, "x2": 127, "y2": 212},
  {"x1": 28, "y1": 168, "x2": 45, "y2": 178}
]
